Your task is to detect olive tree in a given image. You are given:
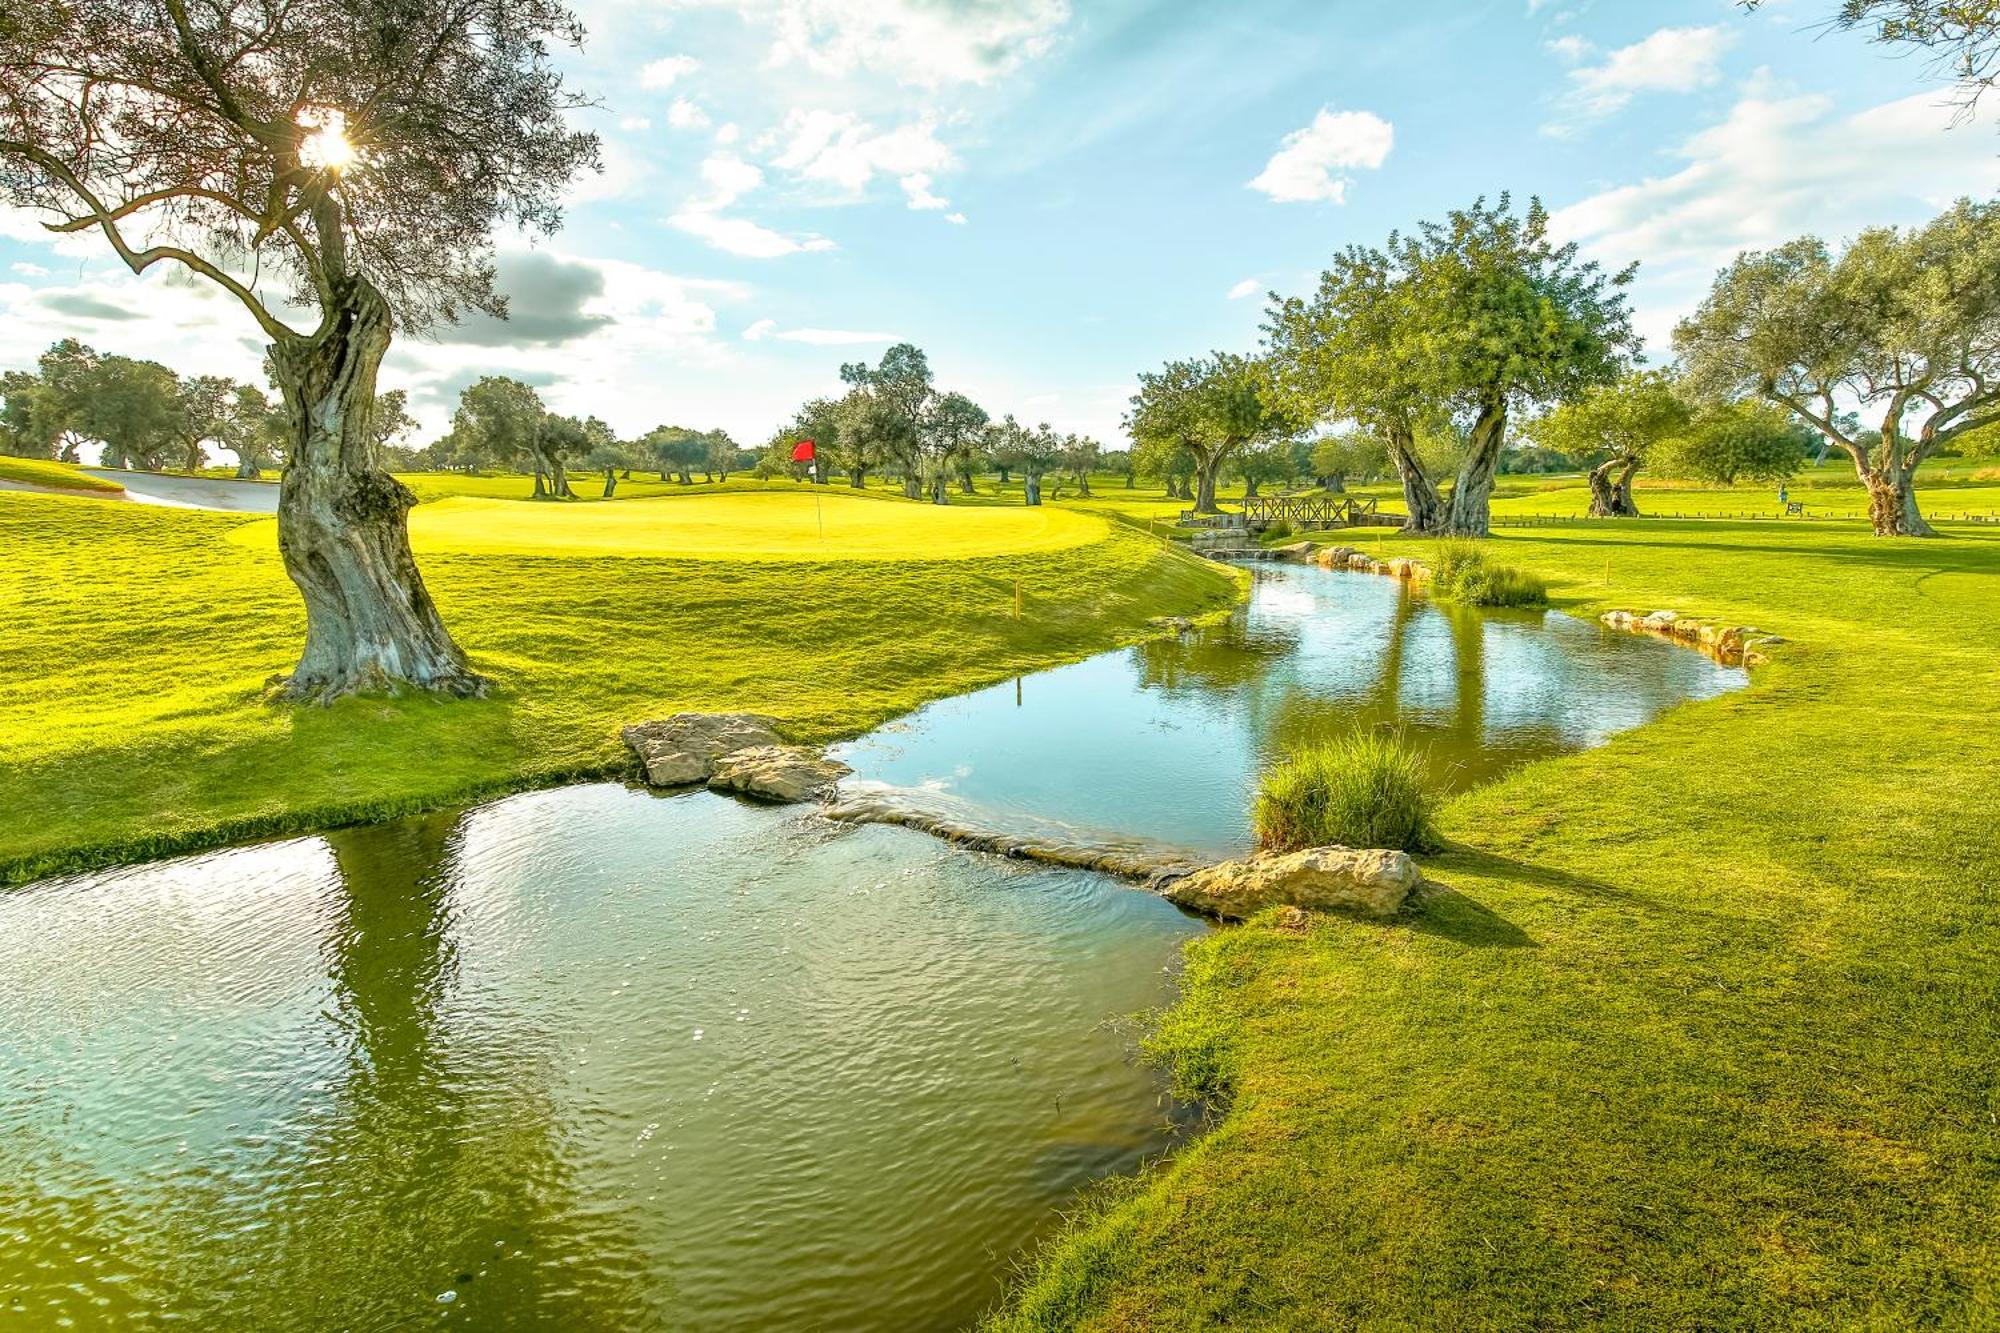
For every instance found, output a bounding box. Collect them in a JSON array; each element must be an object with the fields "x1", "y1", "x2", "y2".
[
  {"x1": 172, "y1": 374, "x2": 235, "y2": 472},
  {"x1": 1656, "y1": 402, "x2": 1811, "y2": 487},
  {"x1": 840, "y1": 344, "x2": 933, "y2": 498},
  {"x1": 1128, "y1": 352, "x2": 1290, "y2": 514},
  {"x1": 1267, "y1": 196, "x2": 1637, "y2": 535},
  {"x1": 1675, "y1": 198, "x2": 2000, "y2": 536},
  {"x1": 1061, "y1": 434, "x2": 1101, "y2": 497},
  {"x1": 1743, "y1": 3, "x2": 2000, "y2": 111},
  {"x1": 987, "y1": 416, "x2": 1062, "y2": 505},
  {"x1": 453, "y1": 377, "x2": 578, "y2": 499},
  {"x1": 1527, "y1": 371, "x2": 1691, "y2": 517},
  {"x1": 922, "y1": 391, "x2": 989, "y2": 504},
  {"x1": 220, "y1": 383, "x2": 286, "y2": 477},
  {"x1": 0, "y1": 0, "x2": 598, "y2": 698}
]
